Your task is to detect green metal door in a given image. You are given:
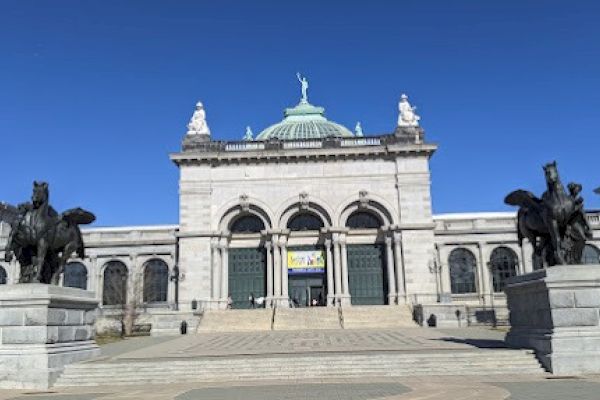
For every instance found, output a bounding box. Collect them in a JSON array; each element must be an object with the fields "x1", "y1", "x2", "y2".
[
  {"x1": 228, "y1": 248, "x2": 266, "y2": 309},
  {"x1": 347, "y1": 244, "x2": 387, "y2": 305}
]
